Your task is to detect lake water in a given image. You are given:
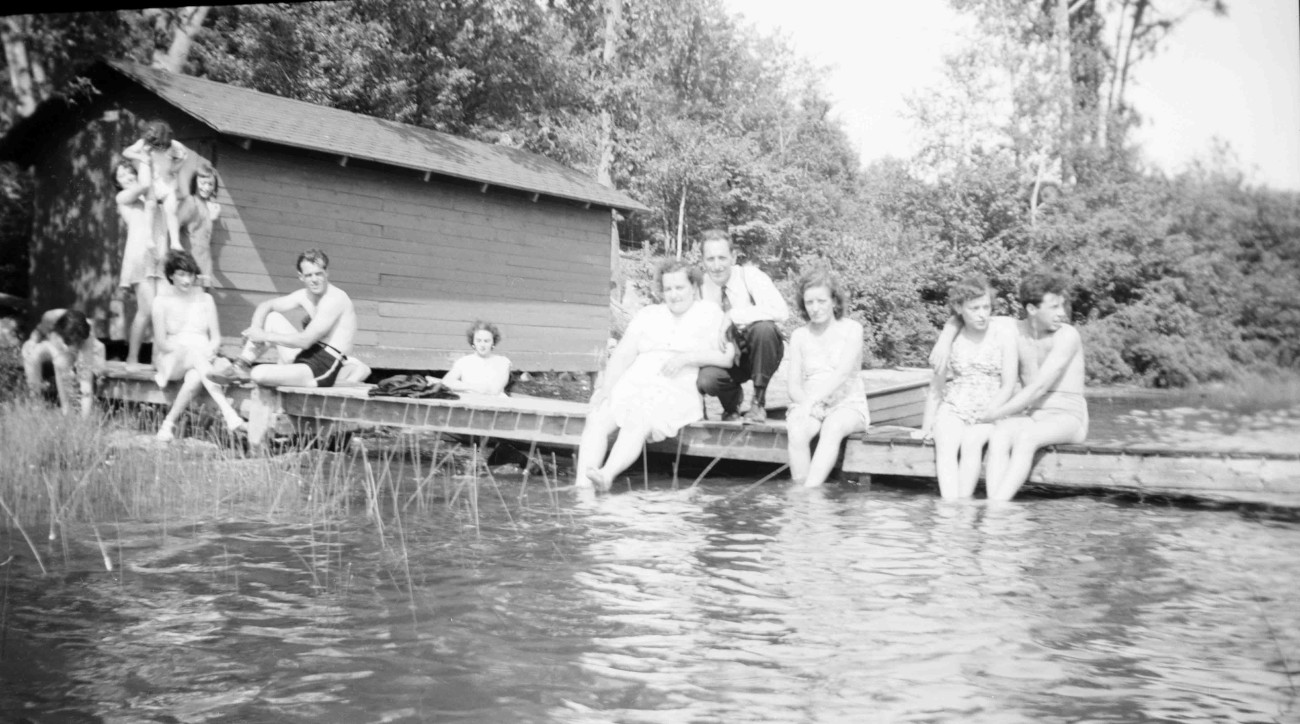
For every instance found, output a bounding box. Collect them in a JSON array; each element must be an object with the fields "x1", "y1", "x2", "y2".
[{"x1": 3, "y1": 464, "x2": 1298, "y2": 723}]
